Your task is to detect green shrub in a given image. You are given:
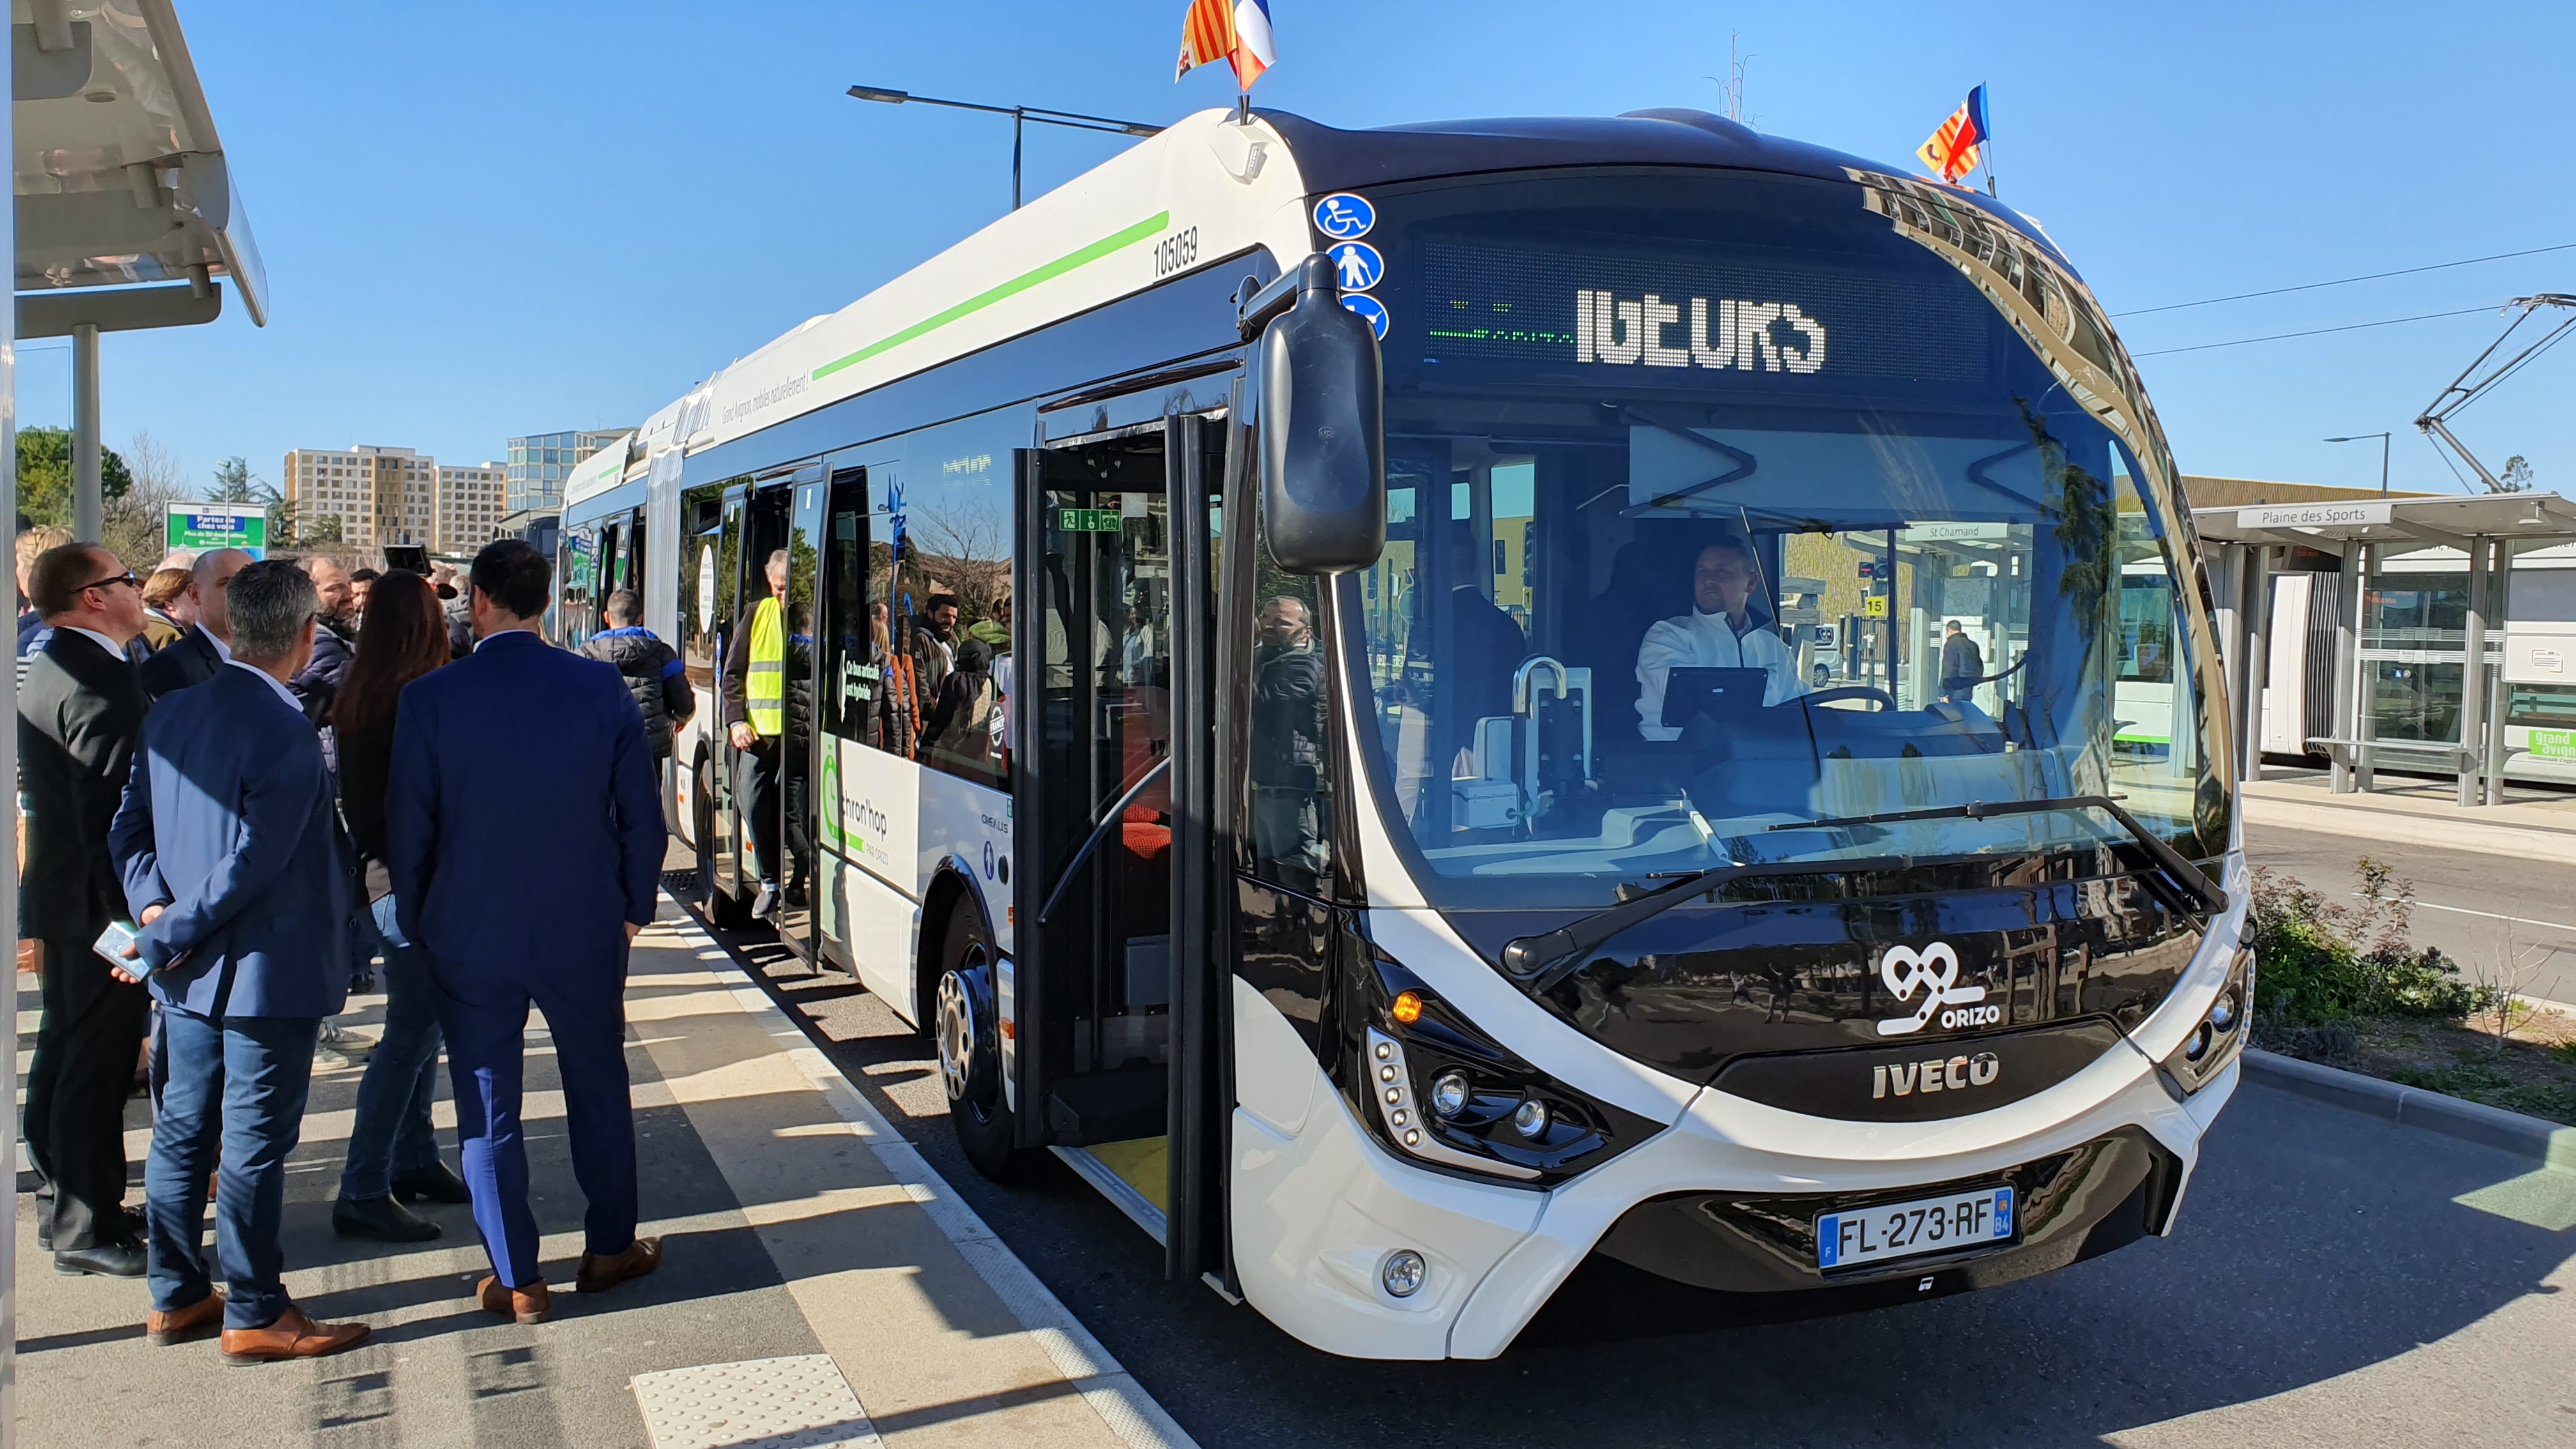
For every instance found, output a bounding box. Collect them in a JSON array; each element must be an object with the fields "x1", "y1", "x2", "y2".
[{"x1": 2248, "y1": 858, "x2": 2493, "y2": 1027}]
